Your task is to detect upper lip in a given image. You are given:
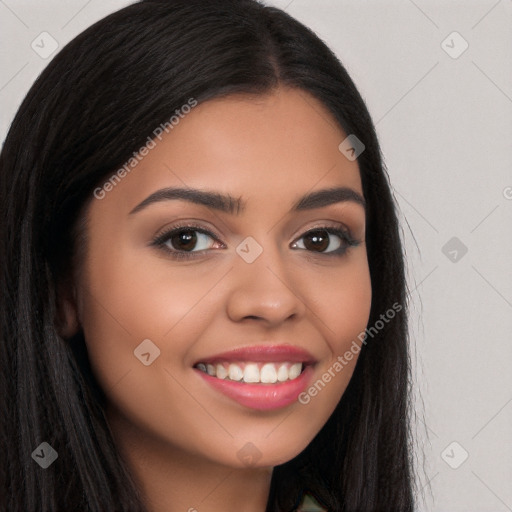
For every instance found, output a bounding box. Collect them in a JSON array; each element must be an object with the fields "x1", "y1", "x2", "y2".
[{"x1": 194, "y1": 344, "x2": 317, "y2": 365}]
